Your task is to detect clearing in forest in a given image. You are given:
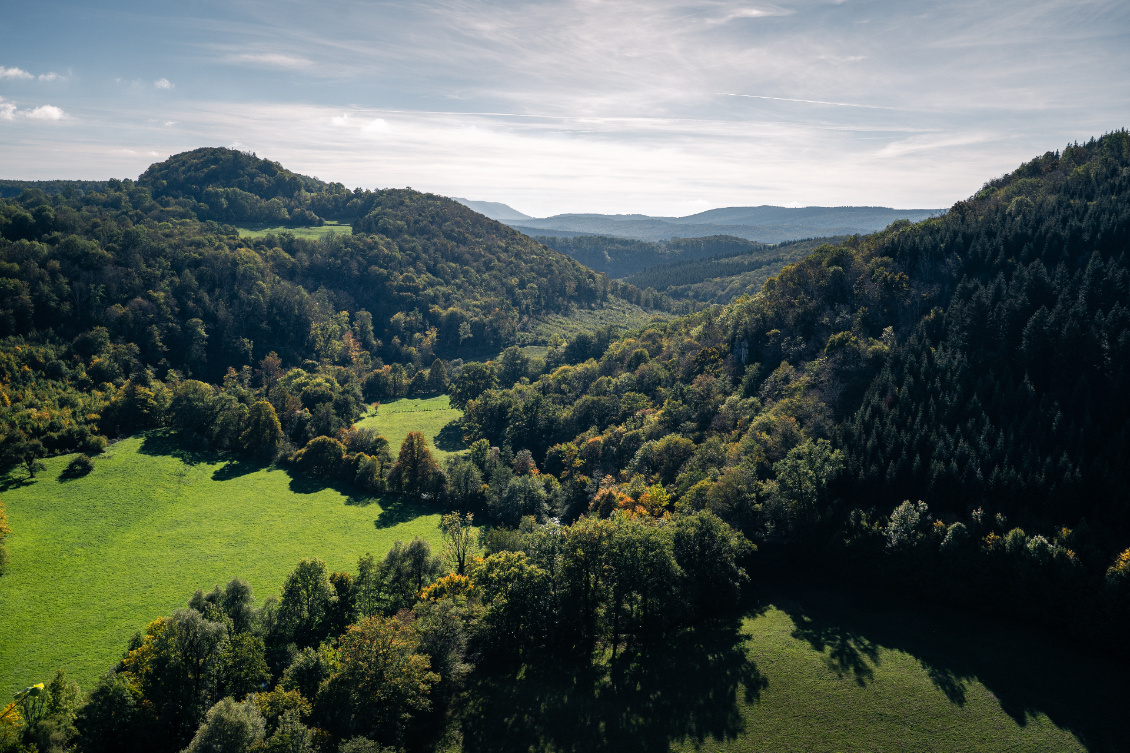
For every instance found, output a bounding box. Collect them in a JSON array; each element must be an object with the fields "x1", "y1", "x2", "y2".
[{"x1": 356, "y1": 394, "x2": 467, "y2": 461}]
